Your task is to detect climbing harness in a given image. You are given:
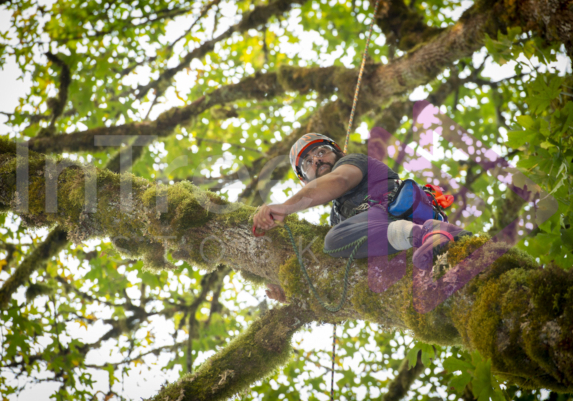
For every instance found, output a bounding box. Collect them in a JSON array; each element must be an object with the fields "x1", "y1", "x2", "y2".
[
  {"x1": 333, "y1": 179, "x2": 401, "y2": 222},
  {"x1": 253, "y1": 1, "x2": 382, "y2": 398}
]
